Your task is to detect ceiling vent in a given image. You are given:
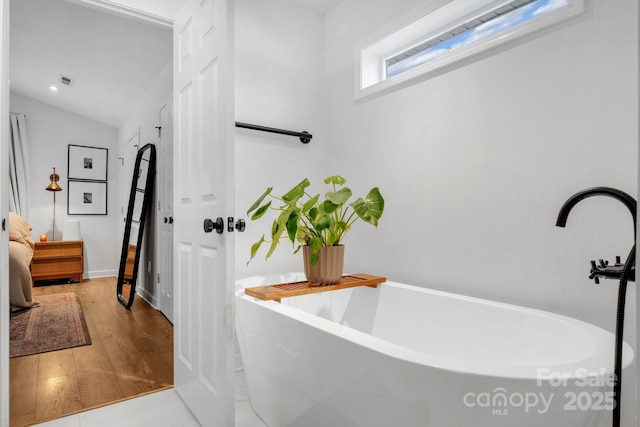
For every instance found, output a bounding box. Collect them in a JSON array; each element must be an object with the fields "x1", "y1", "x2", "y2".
[{"x1": 59, "y1": 74, "x2": 74, "y2": 87}]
